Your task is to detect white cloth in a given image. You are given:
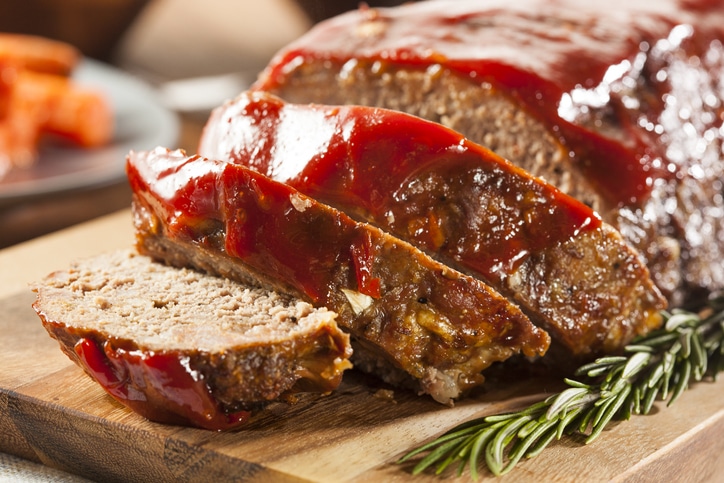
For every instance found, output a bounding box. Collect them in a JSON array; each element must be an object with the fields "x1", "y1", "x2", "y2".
[{"x1": 0, "y1": 453, "x2": 92, "y2": 482}]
